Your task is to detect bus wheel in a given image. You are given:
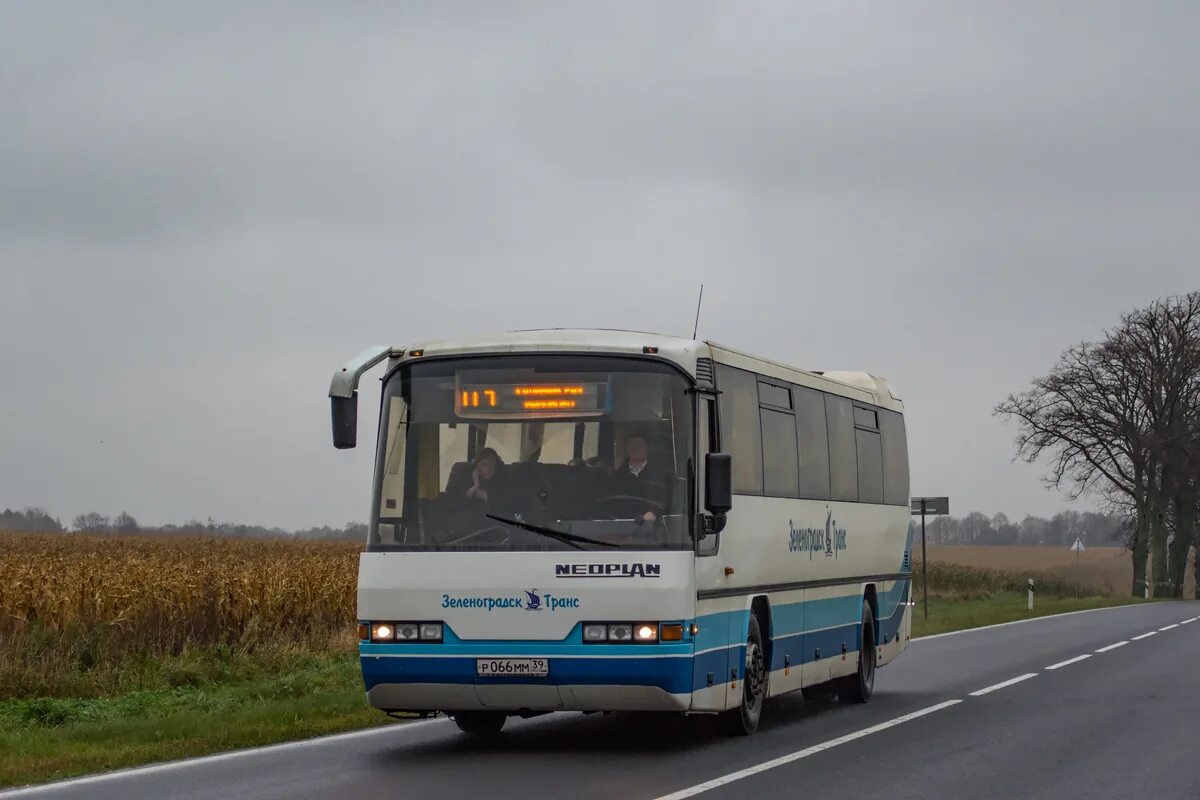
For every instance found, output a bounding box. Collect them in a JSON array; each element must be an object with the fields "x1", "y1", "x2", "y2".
[
  {"x1": 837, "y1": 599, "x2": 876, "y2": 704},
  {"x1": 452, "y1": 711, "x2": 507, "y2": 735},
  {"x1": 719, "y1": 614, "x2": 768, "y2": 736}
]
